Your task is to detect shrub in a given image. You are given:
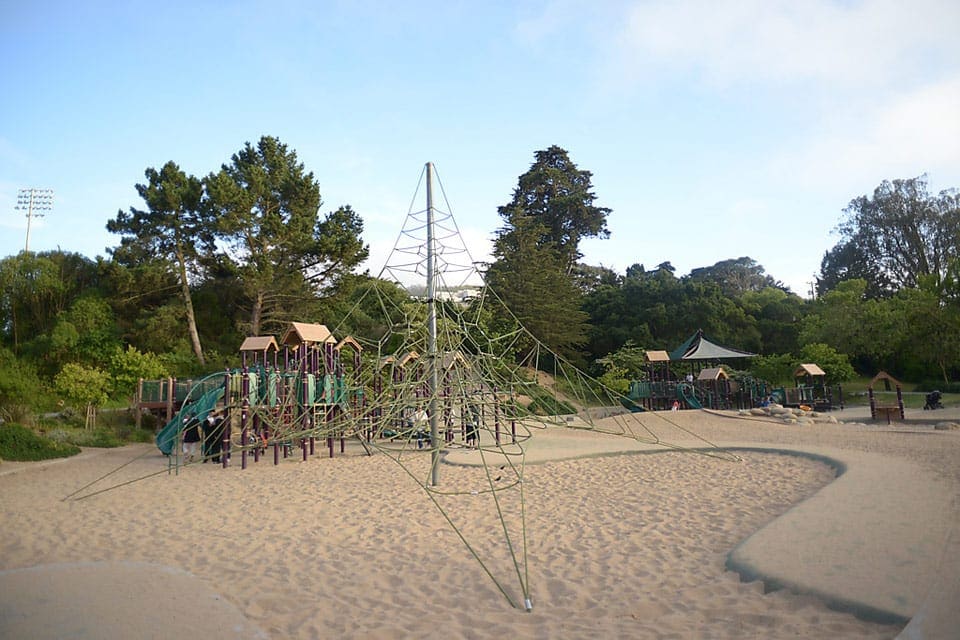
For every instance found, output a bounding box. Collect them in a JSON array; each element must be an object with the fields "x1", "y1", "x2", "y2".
[
  {"x1": 65, "y1": 428, "x2": 122, "y2": 448},
  {"x1": 0, "y1": 424, "x2": 81, "y2": 461}
]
